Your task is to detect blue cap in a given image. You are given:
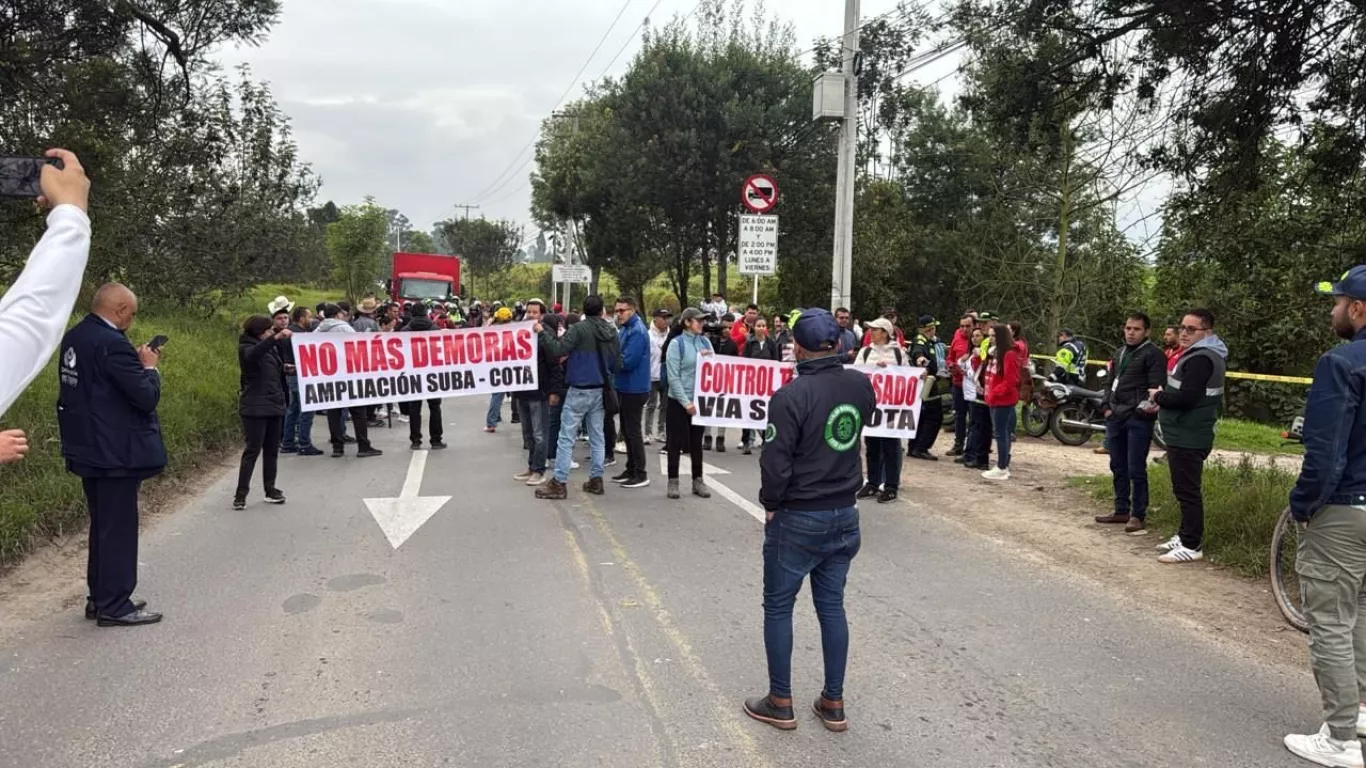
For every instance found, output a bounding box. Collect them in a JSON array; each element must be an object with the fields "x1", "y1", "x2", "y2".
[
  {"x1": 792, "y1": 308, "x2": 842, "y2": 352},
  {"x1": 1318, "y1": 266, "x2": 1366, "y2": 299}
]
